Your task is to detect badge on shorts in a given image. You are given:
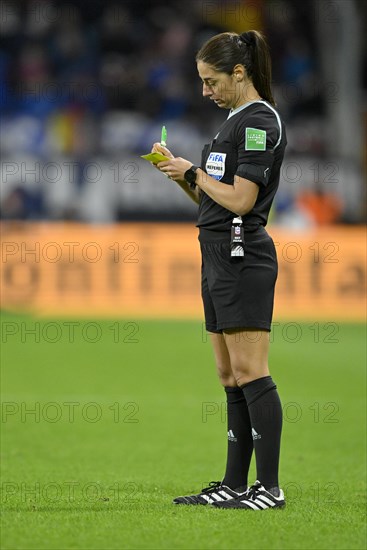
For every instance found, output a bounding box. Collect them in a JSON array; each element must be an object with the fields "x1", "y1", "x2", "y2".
[
  {"x1": 231, "y1": 217, "x2": 245, "y2": 257},
  {"x1": 205, "y1": 152, "x2": 227, "y2": 180},
  {"x1": 245, "y1": 128, "x2": 266, "y2": 151}
]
